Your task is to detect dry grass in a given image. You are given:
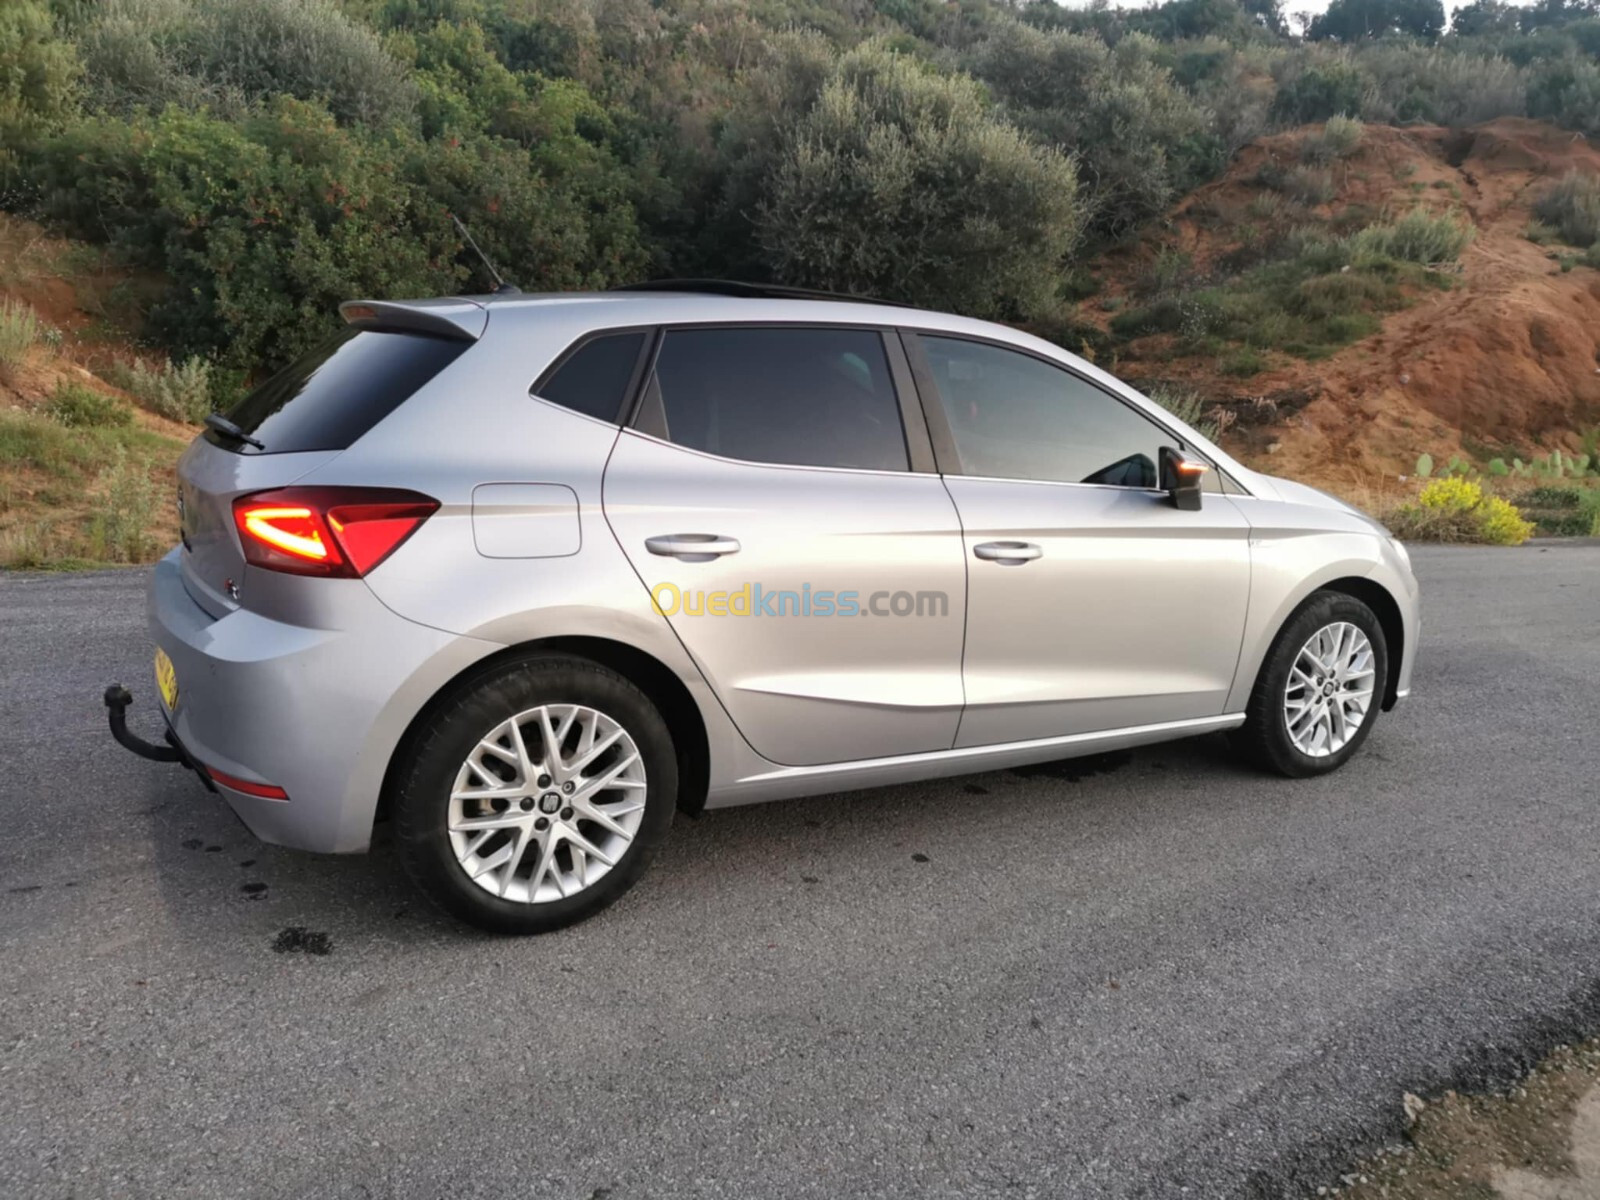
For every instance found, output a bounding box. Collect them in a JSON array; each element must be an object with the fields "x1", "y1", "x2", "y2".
[
  {"x1": 0, "y1": 407, "x2": 184, "y2": 569},
  {"x1": 0, "y1": 299, "x2": 41, "y2": 384}
]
